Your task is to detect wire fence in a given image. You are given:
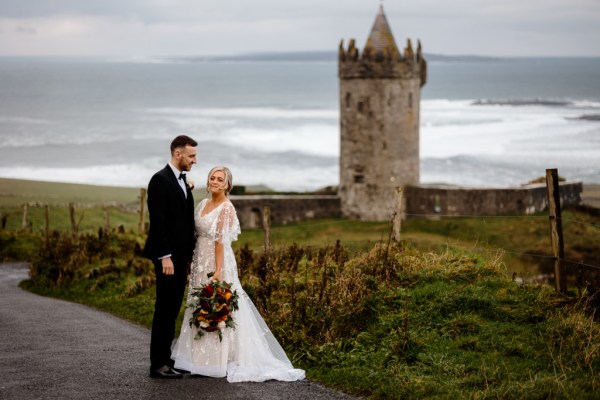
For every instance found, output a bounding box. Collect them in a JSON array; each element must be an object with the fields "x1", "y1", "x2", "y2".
[
  {"x1": 4, "y1": 179, "x2": 599, "y2": 292},
  {"x1": 258, "y1": 207, "x2": 600, "y2": 292}
]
